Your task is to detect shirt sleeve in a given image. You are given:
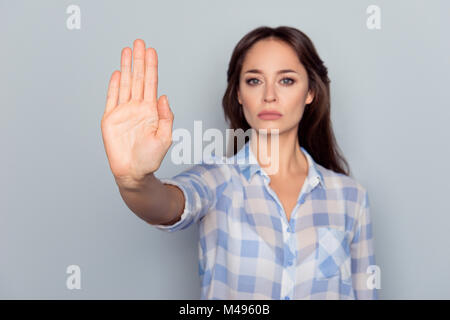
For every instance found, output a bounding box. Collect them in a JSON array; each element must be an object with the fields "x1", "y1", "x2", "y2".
[
  {"x1": 151, "y1": 163, "x2": 226, "y2": 233},
  {"x1": 350, "y1": 190, "x2": 379, "y2": 299}
]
